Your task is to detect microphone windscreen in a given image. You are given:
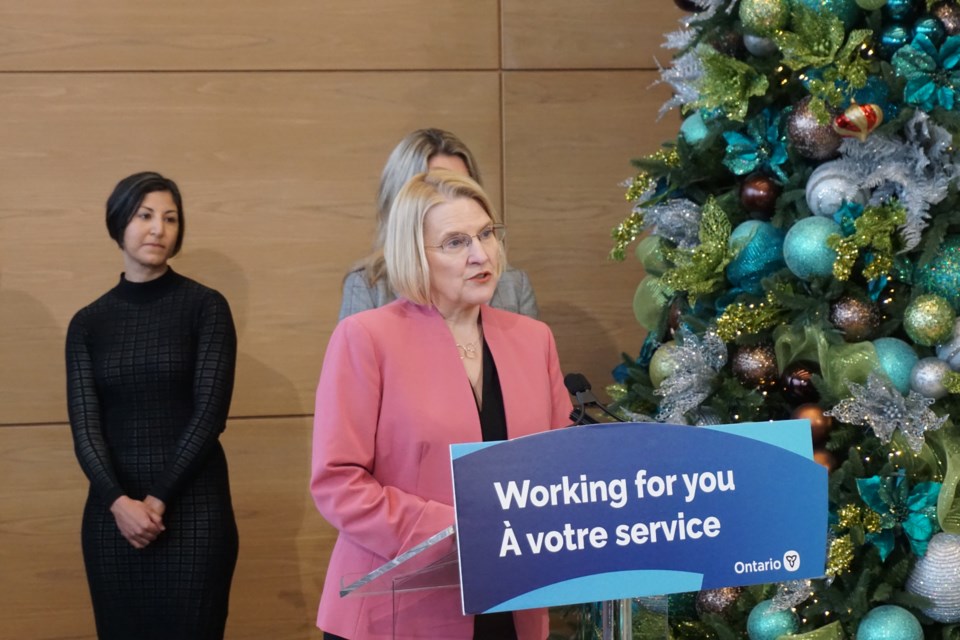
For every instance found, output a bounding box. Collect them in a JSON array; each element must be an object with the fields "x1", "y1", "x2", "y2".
[{"x1": 563, "y1": 372, "x2": 591, "y2": 395}]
